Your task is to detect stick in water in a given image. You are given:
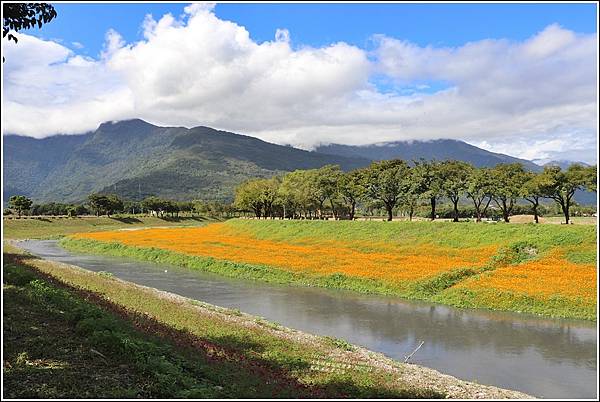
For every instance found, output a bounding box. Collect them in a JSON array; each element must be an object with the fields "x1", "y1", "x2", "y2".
[{"x1": 404, "y1": 341, "x2": 424, "y2": 363}]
